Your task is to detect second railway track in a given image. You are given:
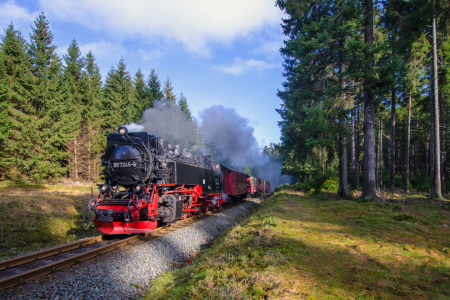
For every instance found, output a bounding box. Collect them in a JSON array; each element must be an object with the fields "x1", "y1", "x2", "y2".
[{"x1": 0, "y1": 199, "x2": 252, "y2": 292}]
